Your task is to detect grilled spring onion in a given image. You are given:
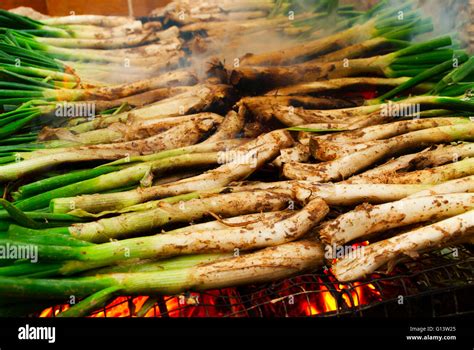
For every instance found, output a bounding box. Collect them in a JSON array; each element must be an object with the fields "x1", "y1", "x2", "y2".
[
  {"x1": 0, "y1": 69, "x2": 196, "y2": 105},
  {"x1": 231, "y1": 37, "x2": 454, "y2": 89},
  {"x1": 283, "y1": 123, "x2": 474, "y2": 183},
  {"x1": 0, "y1": 211, "x2": 290, "y2": 278},
  {"x1": 0, "y1": 115, "x2": 224, "y2": 182},
  {"x1": 0, "y1": 239, "x2": 325, "y2": 310},
  {"x1": 41, "y1": 14, "x2": 138, "y2": 27},
  {"x1": 47, "y1": 130, "x2": 294, "y2": 213},
  {"x1": 27, "y1": 114, "x2": 223, "y2": 157},
  {"x1": 27, "y1": 190, "x2": 295, "y2": 243},
  {"x1": 240, "y1": 3, "x2": 426, "y2": 66},
  {"x1": 320, "y1": 193, "x2": 474, "y2": 246},
  {"x1": 408, "y1": 176, "x2": 474, "y2": 198},
  {"x1": 347, "y1": 157, "x2": 474, "y2": 185},
  {"x1": 12, "y1": 139, "x2": 243, "y2": 201},
  {"x1": 332, "y1": 210, "x2": 474, "y2": 282},
  {"x1": 7, "y1": 26, "x2": 179, "y2": 50},
  {"x1": 16, "y1": 153, "x2": 220, "y2": 212},
  {"x1": 6, "y1": 141, "x2": 244, "y2": 212},
  {"x1": 266, "y1": 77, "x2": 432, "y2": 96},
  {"x1": 225, "y1": 181, "x2": 429, "y2": 205},
  {"x1": 0, "y1": 10, "x2": 146, "y2": 40},
  {"x1": 369, "y1": 55, "x2": 474, "y2": 104},
  {"x1": 310, "y1": 118, "x2": 471, "y2": 161},
  {"x1": 309, "y1": 118, "x2": 470, "y2": 145},
  {"x1": 57, "y1": 253, "x2": 230, "y2": 317},
  {"x1": 62, "y1": 84, "x2": 231, "y2": 134},
  {"x1": 1, "y1": 198, "x2": 328, "y2": 276},
  {"x1": 346, "y1": 143, "x2": 474, "y2": 183},
  {"x1": 2, "y1": 30, "x2": 180, "y2": 65},
  {"x1": 0, "y1": 10, "x2": 130, "y2": 38},
  {"x1": 63, "y1": 240, "x2": 319, "y2": 317},
  {"x1": 64, "y1": 181, "x2": 428, "y2": 218}
]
